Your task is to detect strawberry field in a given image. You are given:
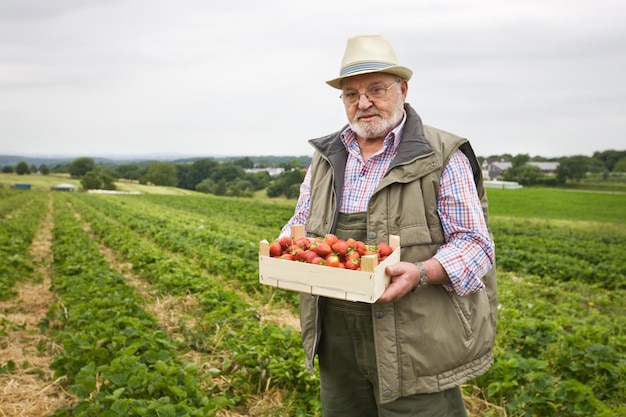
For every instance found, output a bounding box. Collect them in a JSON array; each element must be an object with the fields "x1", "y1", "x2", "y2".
[{"x1": 1, "y1": 187, "x2": 625, "y2": 416}]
